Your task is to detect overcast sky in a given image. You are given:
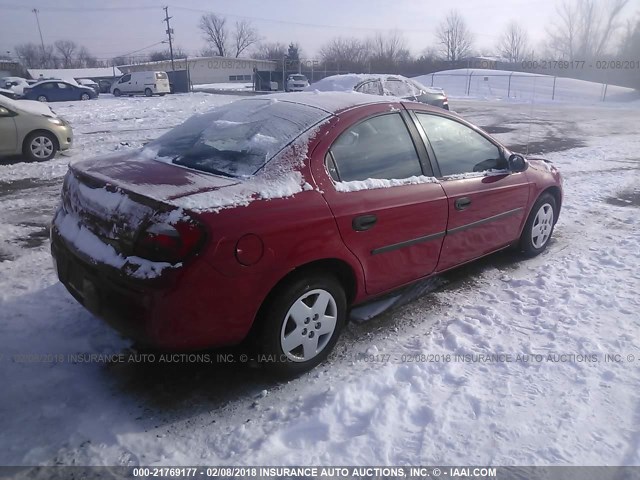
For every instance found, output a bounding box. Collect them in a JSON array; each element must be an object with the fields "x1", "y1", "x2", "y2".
[{"x1": 0, "y1": 0, "x2": 636, "y2": 60}]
